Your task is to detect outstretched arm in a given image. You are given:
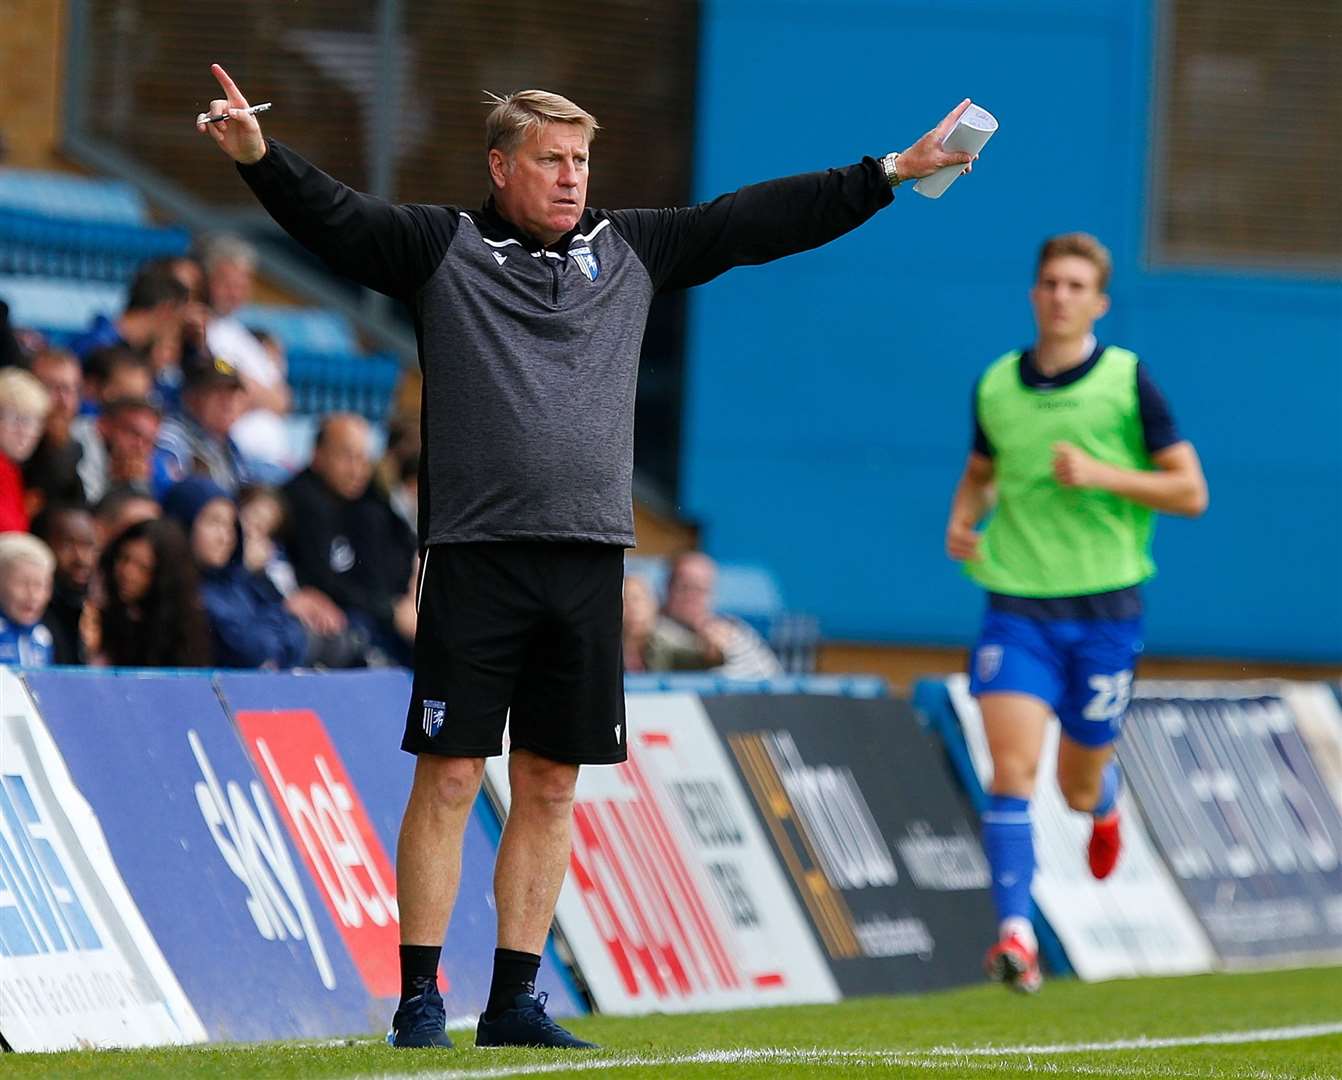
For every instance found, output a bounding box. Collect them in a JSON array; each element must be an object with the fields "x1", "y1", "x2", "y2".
[
  {"x1": 609, "y1": 100, "x2": 976, "y2": 291},
  {"x1": 197, "y1": 64, "x2": 454, "y2": 298}
]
